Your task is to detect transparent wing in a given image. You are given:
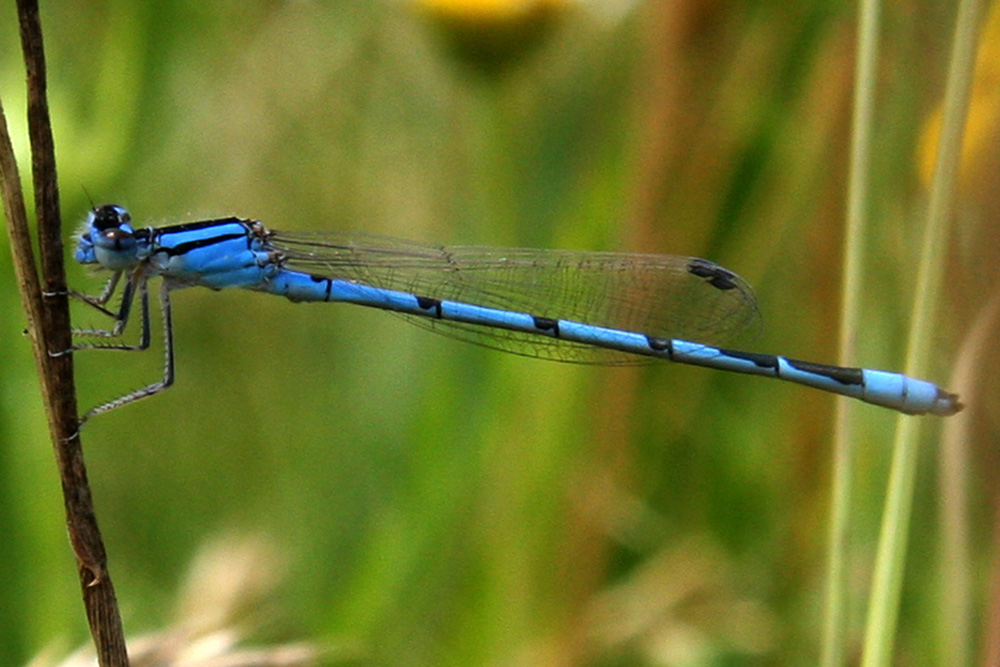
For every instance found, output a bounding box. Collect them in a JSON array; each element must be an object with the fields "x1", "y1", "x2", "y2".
[{"x1": 270, "y1": 231, "x2": 761, "y2": 364}]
